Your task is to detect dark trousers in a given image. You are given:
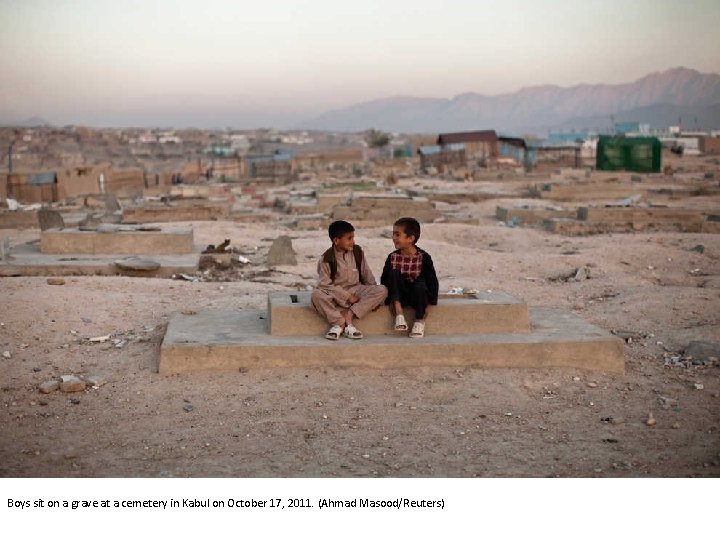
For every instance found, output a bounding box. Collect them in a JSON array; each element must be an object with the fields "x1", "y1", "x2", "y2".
[{"x1": 385, "y1": 268, "x2": 429, "y2": 319}]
